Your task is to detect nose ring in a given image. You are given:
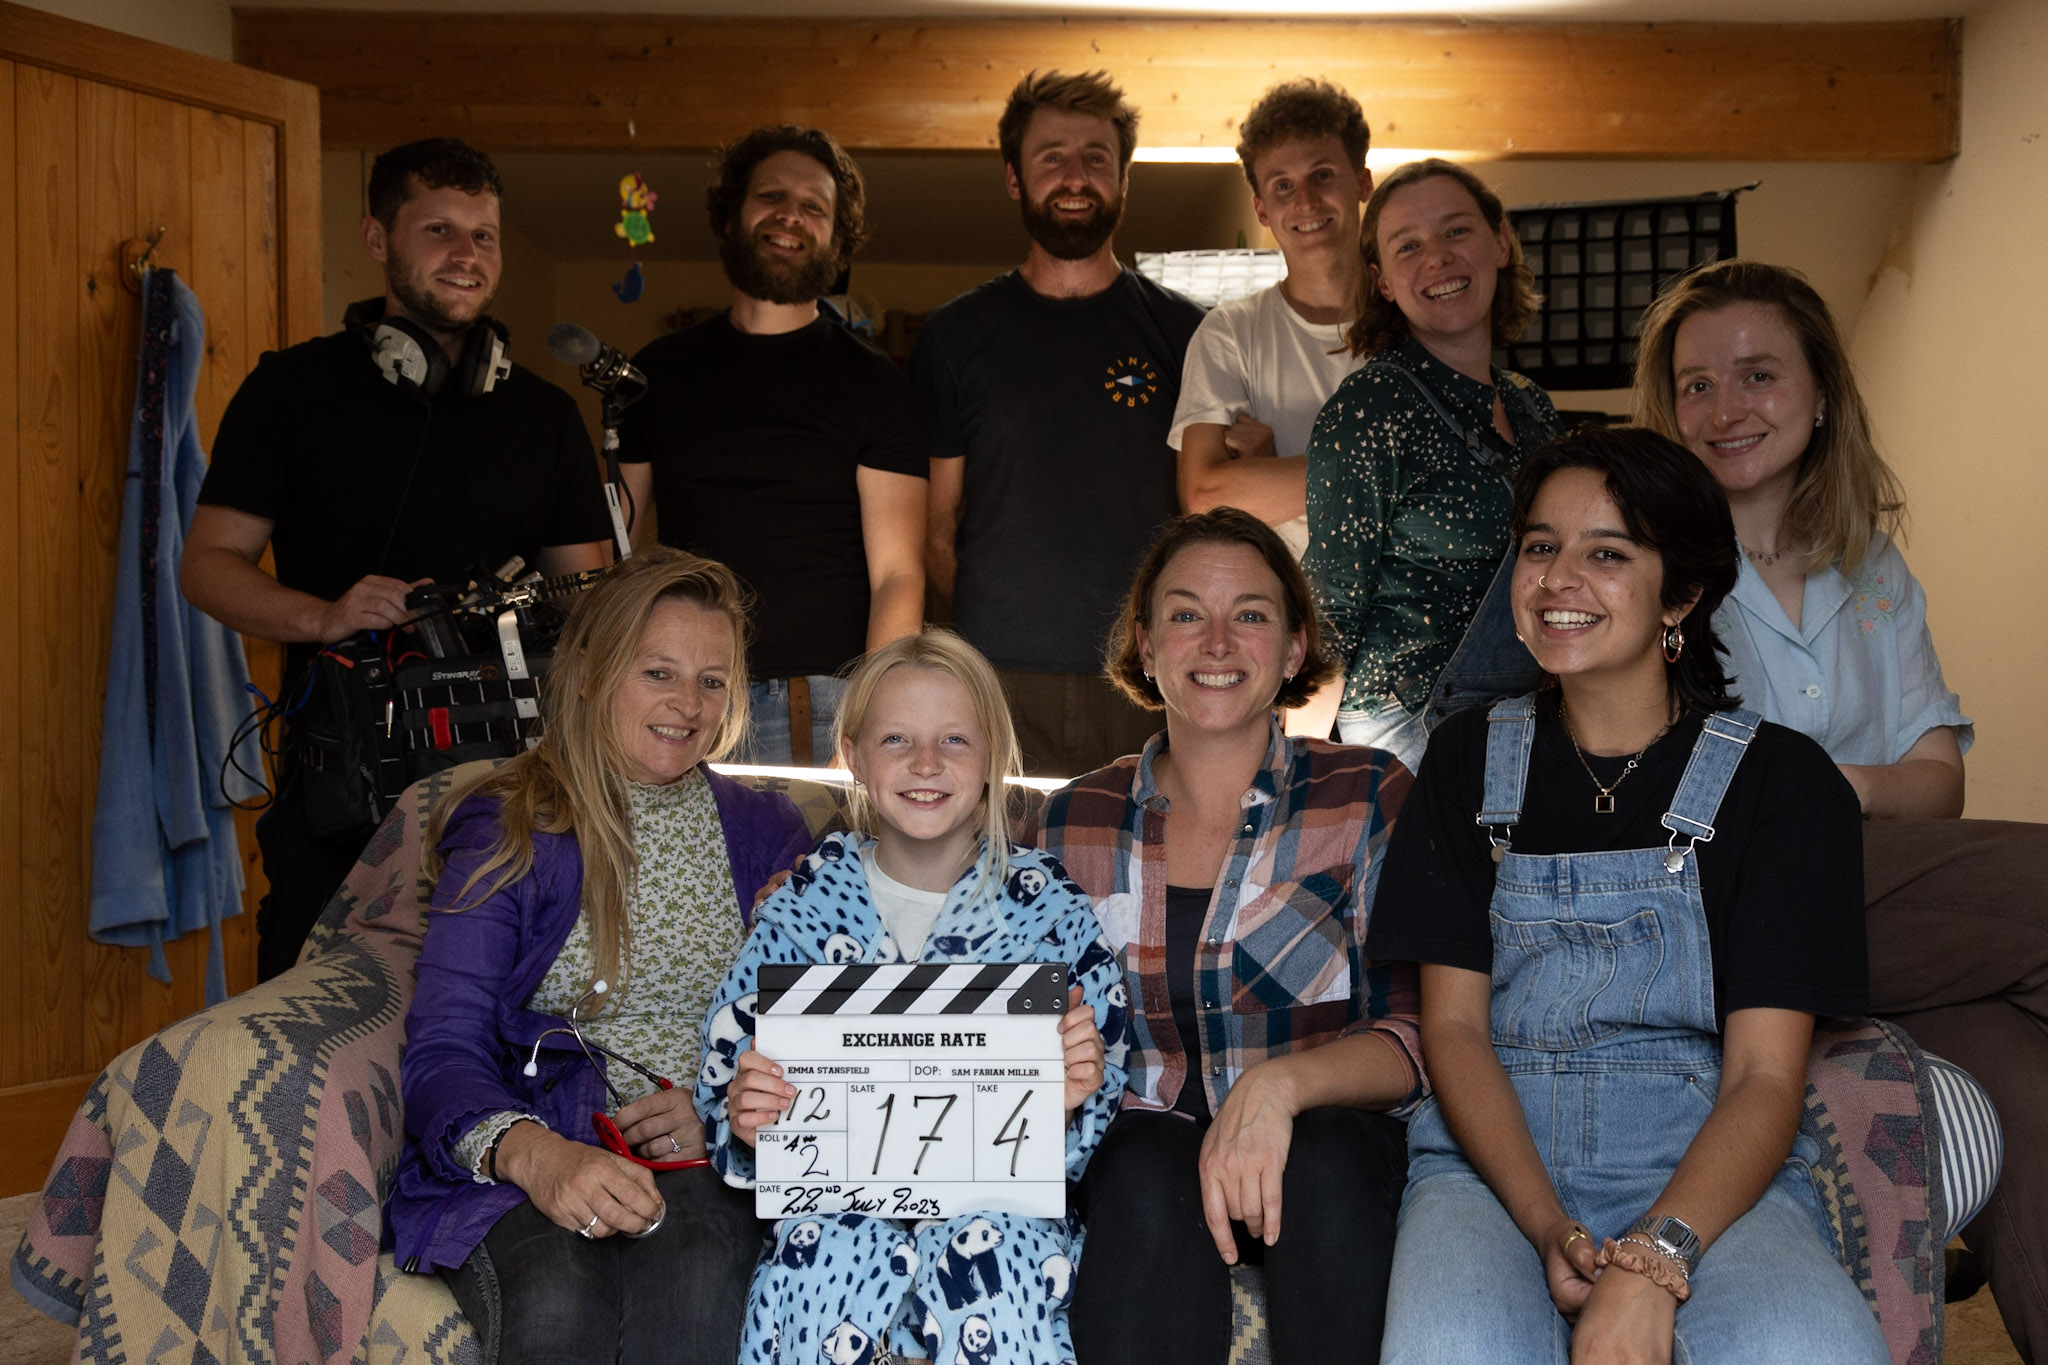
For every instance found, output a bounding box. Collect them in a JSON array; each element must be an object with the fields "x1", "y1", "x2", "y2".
[{"x1": 1539, "y1": 574, "x2": 1549, "y2": 589}]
